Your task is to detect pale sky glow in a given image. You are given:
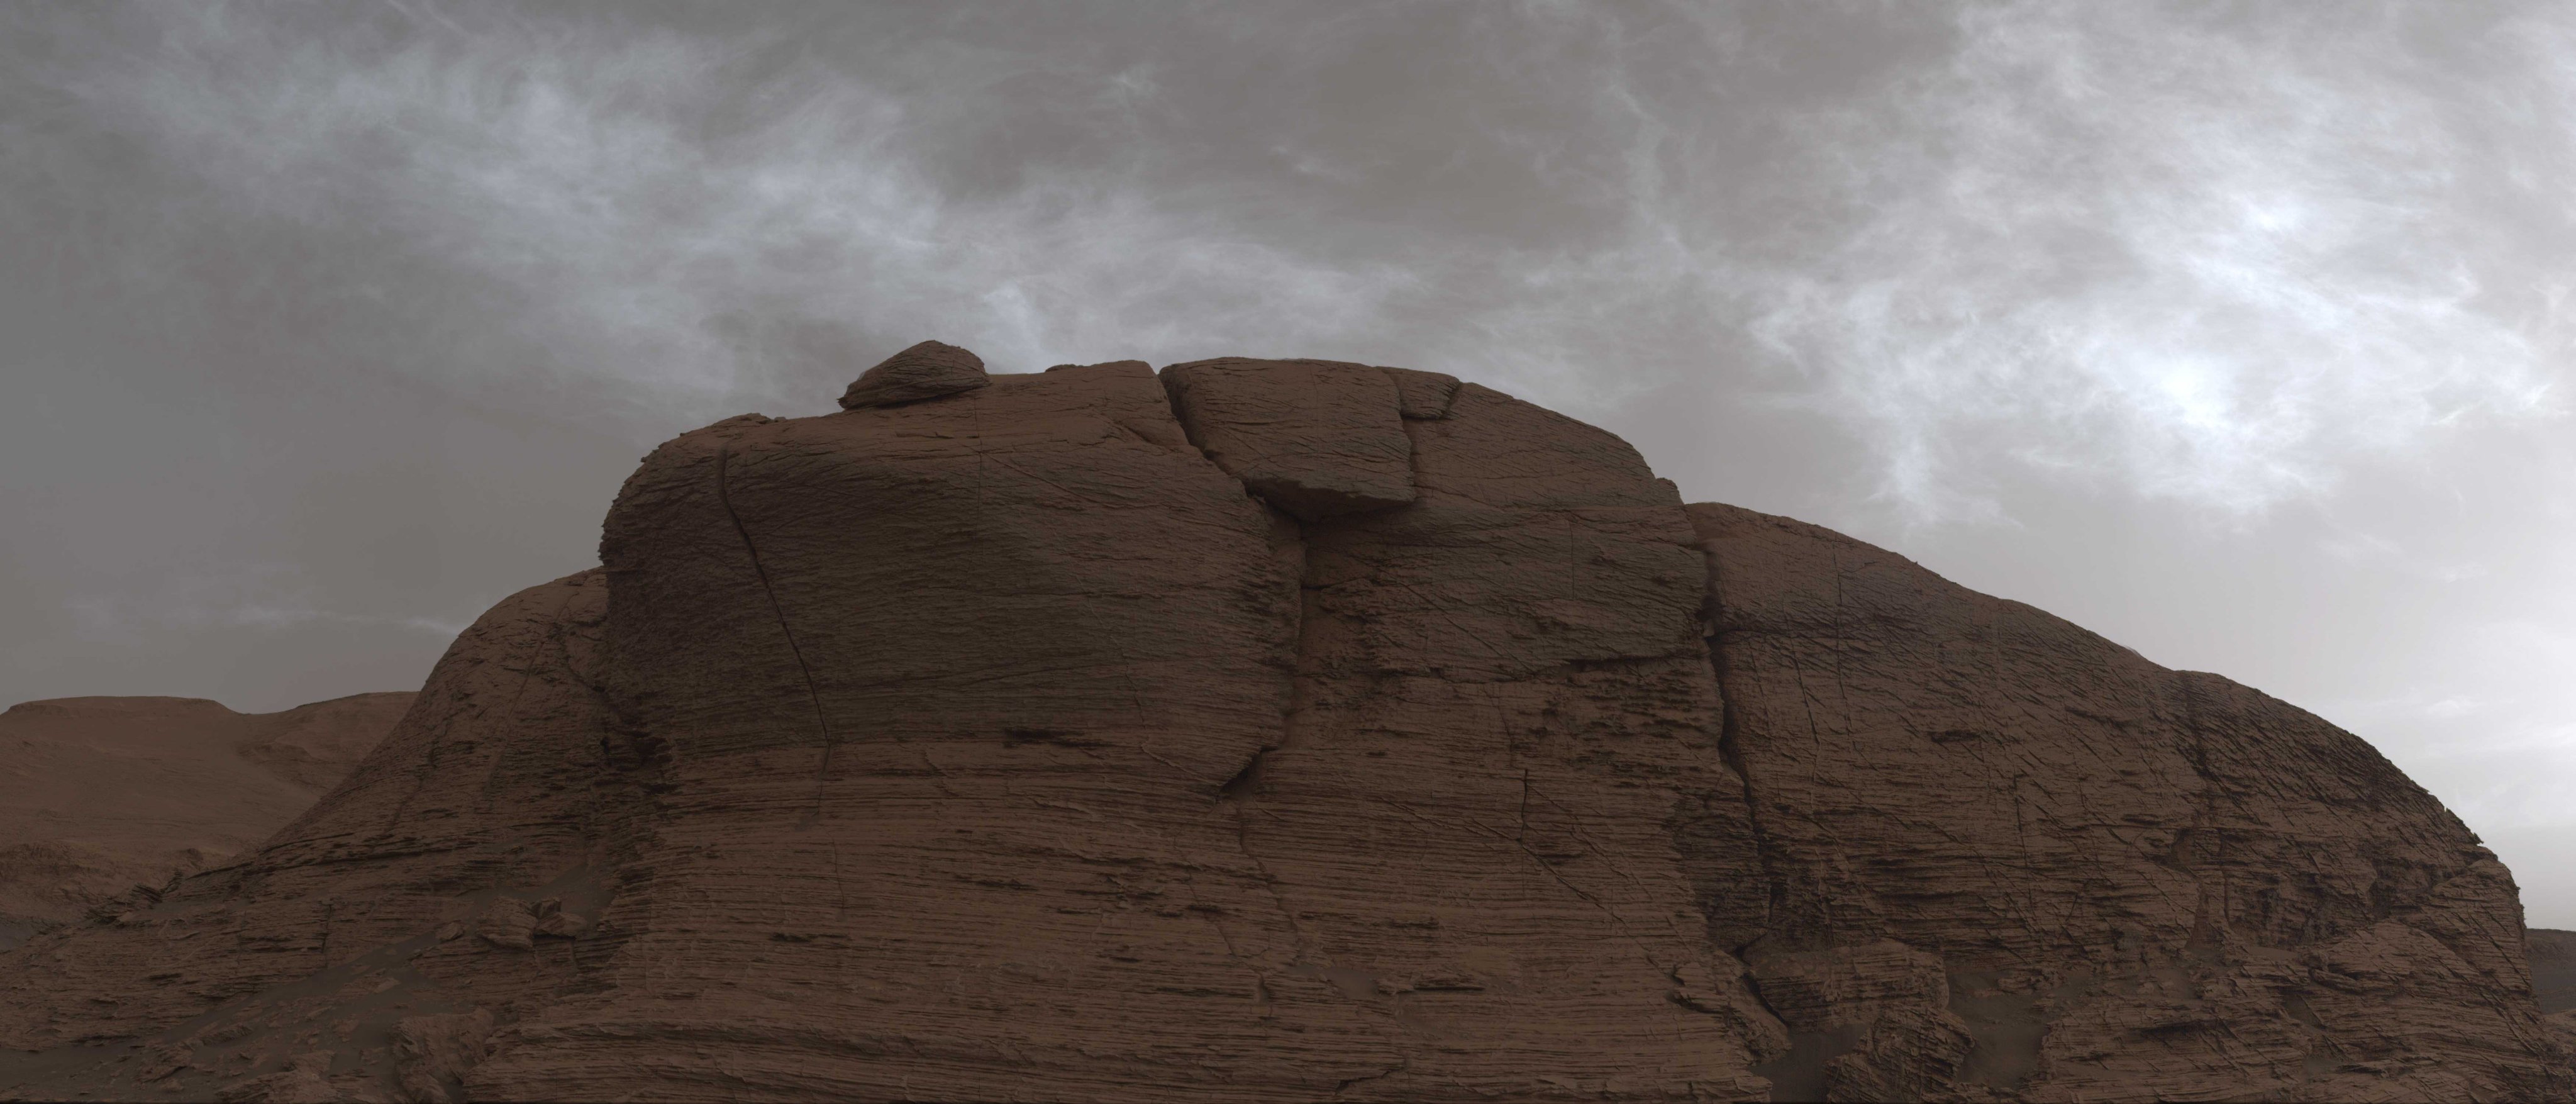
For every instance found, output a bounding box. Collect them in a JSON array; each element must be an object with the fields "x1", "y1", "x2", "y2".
[{"x1": 3, "y1": 0, "x2": 2573, "y2": 924}]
